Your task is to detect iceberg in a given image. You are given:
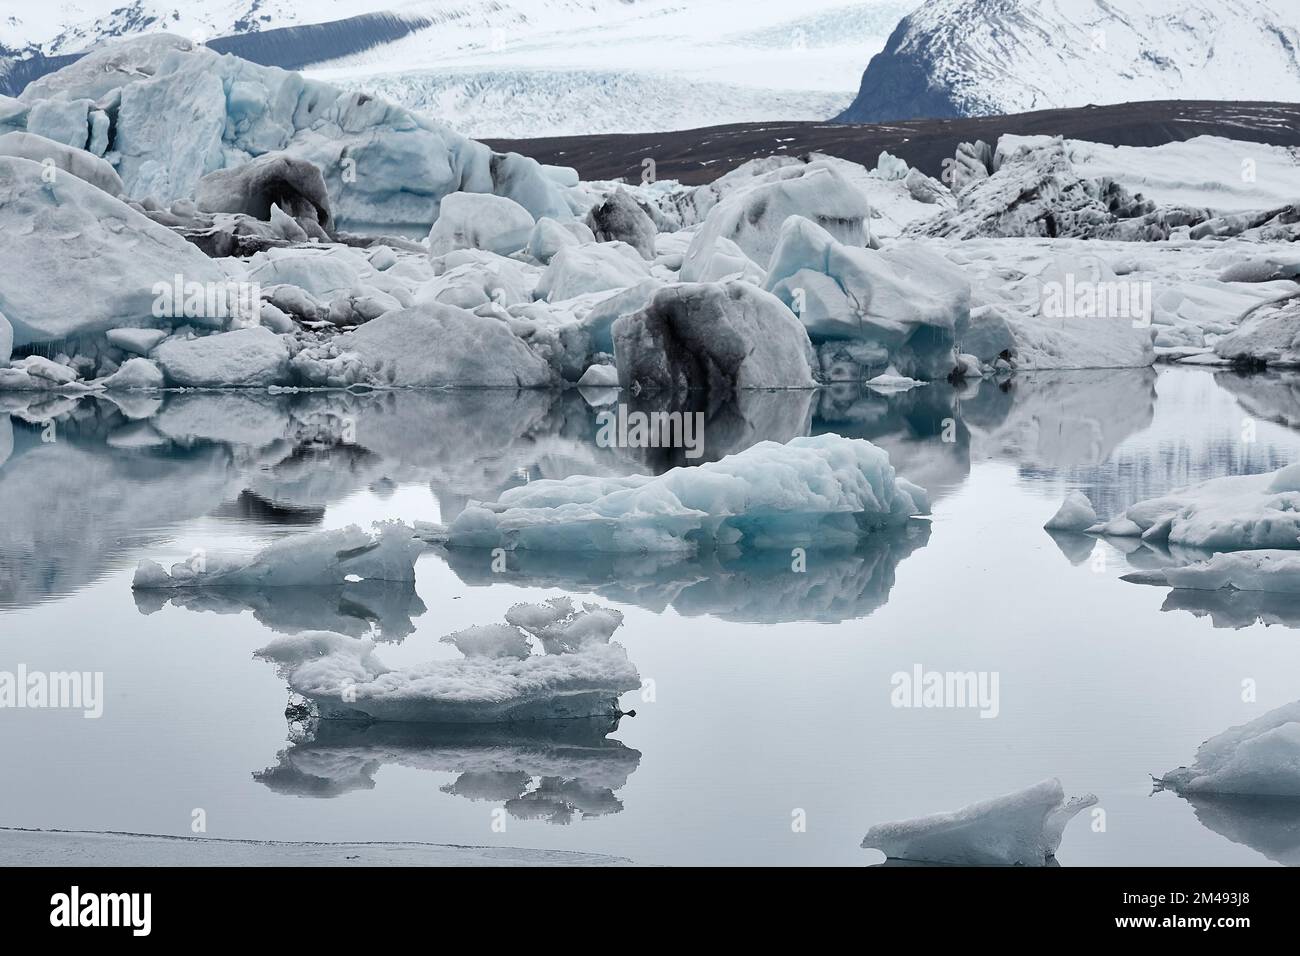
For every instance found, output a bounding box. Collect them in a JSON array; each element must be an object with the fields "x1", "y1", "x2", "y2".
[
  {"x1": 1043, "y1": 491, "x2": 1097, "y2": 532},
  {"x1": 764, "y1": 217, "x2": 967, "y2": 381},
  {"x1": 682, "y1": 162, "x2": 870, "y2": 278},
  {"x1": 612, "y1": 280, "x2": 818, "y2": 393},
  {"x1": 427, "y1": 192, "x2": 535, "y2": 258},
  {"x1": 1123, "y1": 550, "x2": 1300, "y2": 593},
  {"x1": 585, "y1": 188, "x2": 657, "y2": 260},
  {"x1": 0, "y1": 155, "x2": 228, "y2": 348},
  {"x1": 254, "y1": 601, "x2": 641, "y2": 723},
  {"x1": 153, "y1": 327, "x2": 291, "y2": 388},
  {"x1": 861, "y1": 778, "x2": 1097, "y2": 866},
  {"x1": 291, "y1": 304, "x2": 558, "y2": 388},
  {"x1": 1090, "y1": 463, "x2": 1300, "y2": 551},
  {"x1": 1158, "y1": 701, "x2": 1300, "y2": 798},
  {"x1": 437, "y1": 434, "x2": 929, "y2": 554},
  {"x1": 132, "y1": 521, "x2": 423, "y2": 589}
]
